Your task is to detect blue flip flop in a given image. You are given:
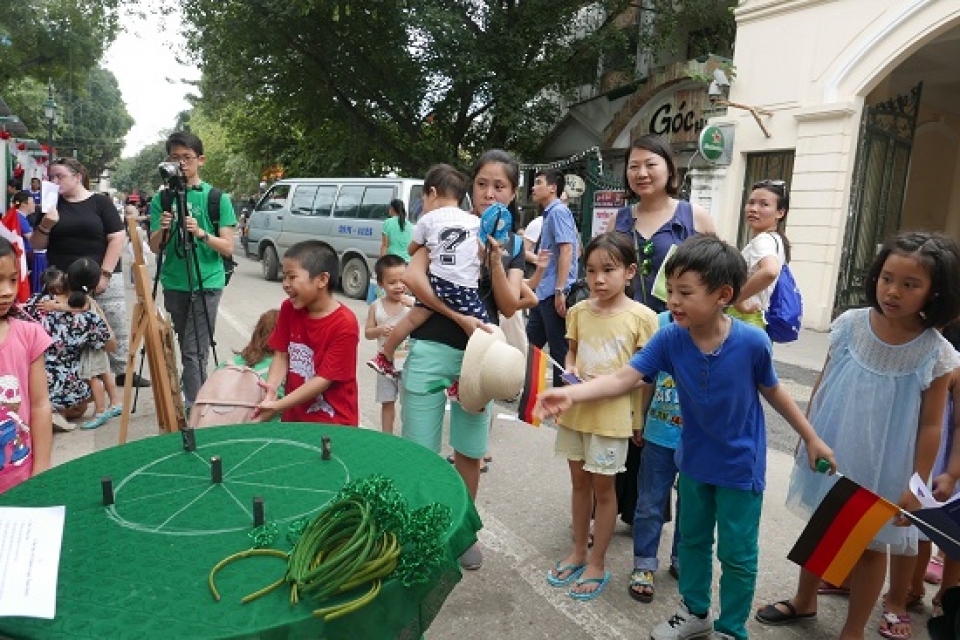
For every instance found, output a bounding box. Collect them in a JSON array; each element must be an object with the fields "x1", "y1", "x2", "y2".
[
  {"x1": 568, "y1": 570, "x2": 612, "y2": 601},
  {"x1": 81, "y1": 413, "x2": 111, "y2": 430},
  {"x1": 546, "y1": 562, "x2": 586, "y2": 587}
]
